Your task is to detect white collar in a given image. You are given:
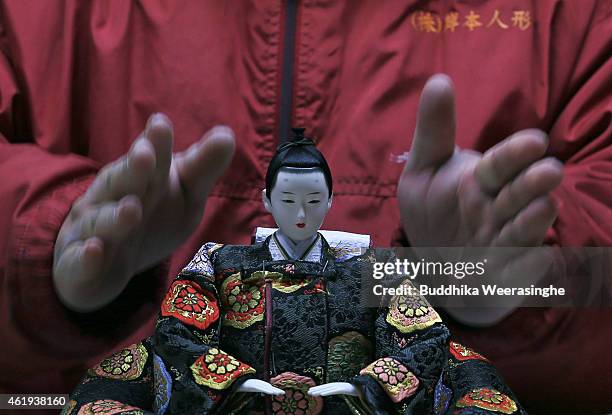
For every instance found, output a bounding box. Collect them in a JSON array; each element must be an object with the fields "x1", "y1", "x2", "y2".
[{"x1": 269, "y1": 231, "x2": 322, "y2": 262}]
